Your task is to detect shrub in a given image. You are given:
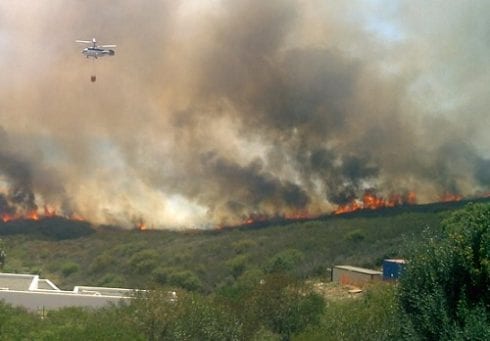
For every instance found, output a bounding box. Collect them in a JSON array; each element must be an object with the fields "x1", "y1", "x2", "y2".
[
  {"x1": 248, "y1": 273, "x2": 325, "y2": 340},
  {"x1": 98, "y1": 273, "x2": 126, "y2": 288},
  {"x1": 232, "y1": 239, "x2": 257, "y2": 254},
  {"x1": 61, "y1": 261, "x2": 79, "y2": 277},
  {"x1": 226, "y1": 255, "x2": 248, "y2": 278},
  {"x1": 152, "y1": 266, "x2": 172, "y2": 285},
  {"x1": 168, "y1": 270, "x2": 202, "y2": 291},
  {"x1": 129, "y1": 250, "x2": 160, "y2": 274},
  {"x1": 297, "y1": 283, "x2": 400, "y2": 341},
  {"x1": 89, "y1": 252, "x2": 115, "y2": 273},
  {"x1": 345, "y1": 229, "x2": 365, "y2": 242},
  {"x1": 265, "y1": 249, "x2": 304, "y2": 273}
]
